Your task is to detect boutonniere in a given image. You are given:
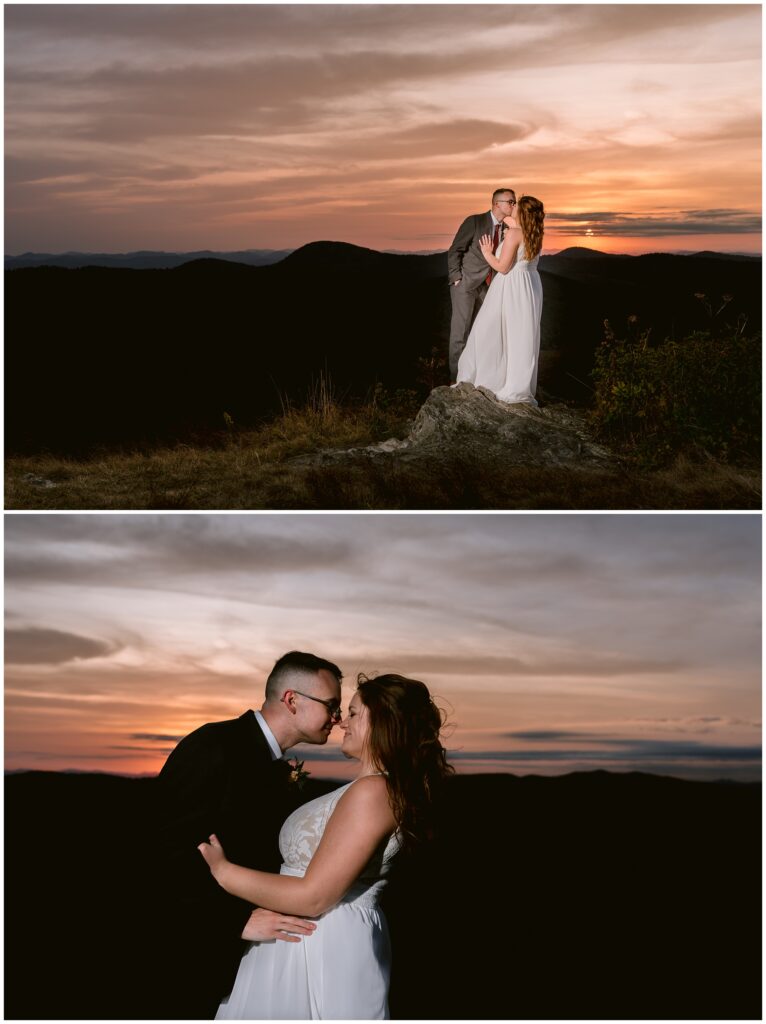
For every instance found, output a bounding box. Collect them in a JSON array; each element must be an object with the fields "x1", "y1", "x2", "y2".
[{"x1": 287, "y1": 758, "x2": 310, "y2": 790}]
